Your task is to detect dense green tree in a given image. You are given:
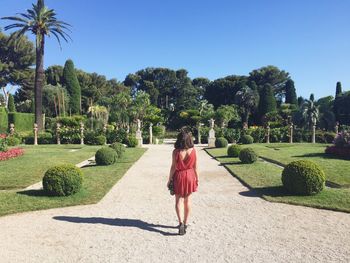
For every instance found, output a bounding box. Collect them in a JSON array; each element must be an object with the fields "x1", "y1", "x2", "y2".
[
  {"x1": 258, "y1": 84, "x2": 277, "y2": 118},
  {"x1": 285, "y1": 79, "x2": 297, "y2": 105},
  {"x1": 46, "y1": 65, "x2": 63, "y2": 86},
  {"x1": 0, "y1": 31, "x2": 35, "y2": 107},
  {"x1": 309, "y1": 93, "x2": 315, "y2": 102},
  {"x1": 8, "y1": 94, "x2": 16, "y2": 112},
  {"x1": 334, "y1": 91, "x2": 350, "y2": 125},
  {"x1": 215, "y1": 105, "x2": 241, "y2": 127},
  {"x1": 235, "y1": 86, "x2": 259, "y2": 124},
  {"x1": 174, "y1": 69, "x2": 199, "y2": 111},
  {"x1": 248, "y1": 65, "x2": 290, "y2": 99},
  {"x1": 63, "y1": 59, "x2": 81, "y2": 114},
  {"x1": 110, "y1": 90, "x2": 132, "y2": 128},
  {"x1": 192, "y1": 77, "x2": 210, "y2": 100},
  {"x1": 2, "y1": 0, "x2": 71, "y2": 130},
  {"x1": 336, "y1": 81, "x2": 342, "y2": 97},
  {"x1": 302, "y1": 95, "x2": 319, "y2": 129},
  {"x1": 297, "y1": 96, "x2": 305, "y2": 108},
  {"x1": 42, "y1": 84, "x2": 69, "y2": 117}
]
